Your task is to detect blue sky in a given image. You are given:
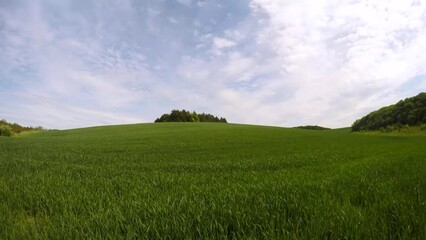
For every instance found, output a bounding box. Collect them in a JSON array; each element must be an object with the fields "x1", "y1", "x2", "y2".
[{"x1": 1, "y1": 0, "x2": 426, "y2": 129}]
